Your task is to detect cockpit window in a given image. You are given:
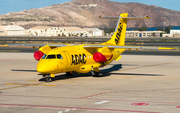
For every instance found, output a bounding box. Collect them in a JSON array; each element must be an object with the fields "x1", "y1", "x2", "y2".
[
  {"x1": 42, "y1": 54, "x2": 47, "y2": 59},
  {"x1": 57, "y1": 54, "x2": 63, "y2": 59},
  {"x1": 46, "y1": 55, "x2": 56, "y2": 59}
]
